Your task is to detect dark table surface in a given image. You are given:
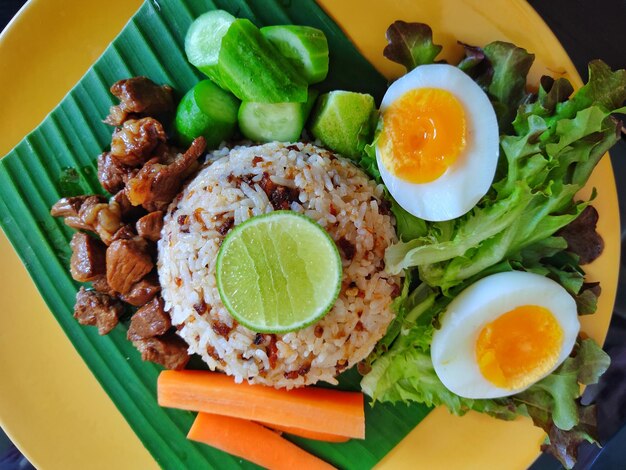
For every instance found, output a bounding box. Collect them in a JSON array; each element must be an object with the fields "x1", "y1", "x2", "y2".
[{"x1": 0, "y1": 0, "x2": 625, "y2": 469}]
